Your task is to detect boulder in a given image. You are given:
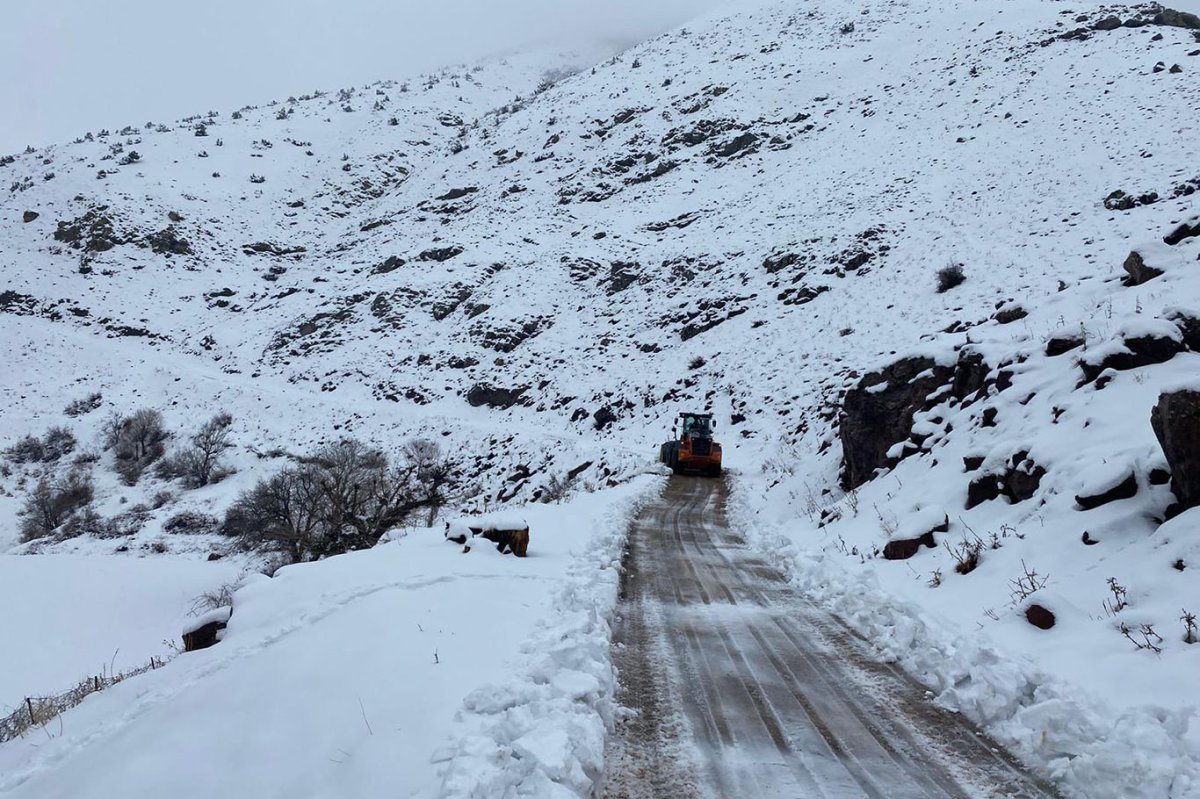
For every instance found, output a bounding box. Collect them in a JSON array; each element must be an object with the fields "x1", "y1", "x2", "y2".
[
  {"x1": 1164, "y1": 219, "x2": 1200, "y2": 246},
  {"x1": 1075, "y1": 470, "x2": 1138, "y2": 510},
  {"x1": 1154, "y1": 8, "x2": 1200, "y2": 29},
  {"x1": 993, "y1": 304, "x2": 1028, "y2": 325},
  {"x1": 1046, "y1": 334, "x2": 1085, "y2": 357},
  {"x1": 182, "y1": 607, "x2": 231, "y2": 652},
  {"x1": 882, "y1": 514, "x2": 947, "y2": 560},
  {"x1": 1025, "y1": 604, "x2": 1056, "y2": 630},
  {"x1": 1123, "y1": 250, "x2": 1163, "y2": 285},
  {"x1": 22, "y1": 210, "x2": 38, "y2": 223},
  {"x1": 1150, "y1": 389, "x2": 1200, "y2": 510},
  {"x1": 465, "y1": 383, "x2": 527, "y2": 409},
  {"x1": 1165, "y1": 308, "x2": 1200, "y2": 350},
  {"x1": 593, "y1": 406, "x2": 618, "y2": 430},
  {"x1": 1092, "y1": 15, "x2": 1122, "y2": 29},
  {"x1": 445, "y1": 516, "x2": 530, "y2": 557}
]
